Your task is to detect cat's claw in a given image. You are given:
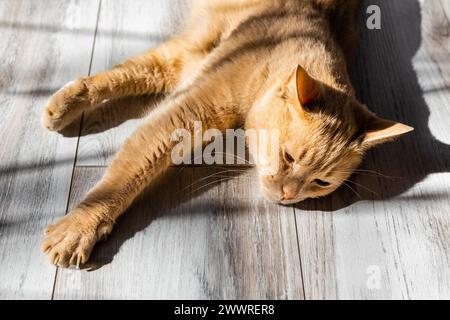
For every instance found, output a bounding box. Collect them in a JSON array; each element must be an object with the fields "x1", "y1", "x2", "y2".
[{"x1": 42, "y1": 210, "x2": 112, "y2": 268}]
